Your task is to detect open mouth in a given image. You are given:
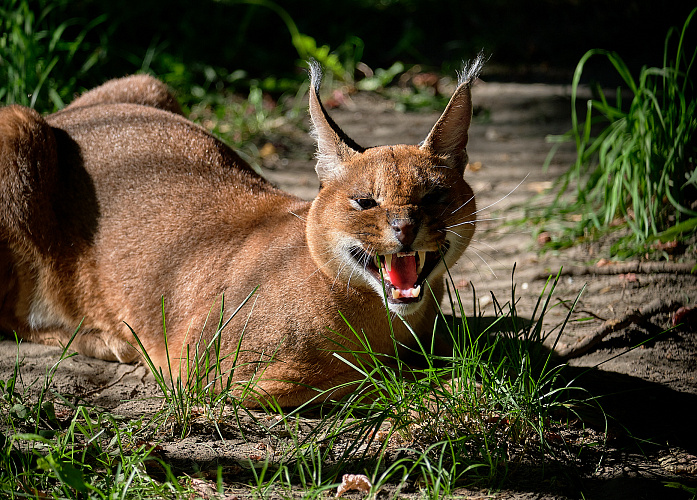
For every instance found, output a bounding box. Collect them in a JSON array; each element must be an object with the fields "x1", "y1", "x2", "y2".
[{"x1": 351, "y1": 244, "x2": 449, "y2": 304}]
